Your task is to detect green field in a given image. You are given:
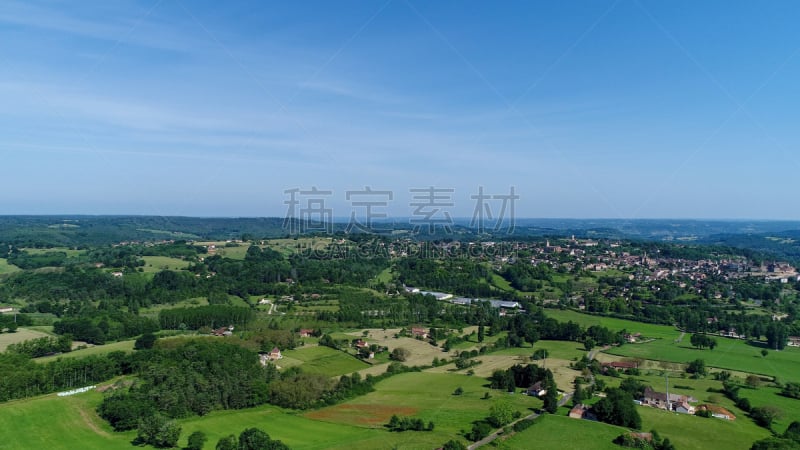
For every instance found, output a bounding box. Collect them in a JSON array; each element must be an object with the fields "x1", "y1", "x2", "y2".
[
  {"x1": 0, "y1": 258, "x2": 21, "y2": 275},
  {"x1": 34, "y1": 340, "x2": 136, "y2": 364},
  {"x1": 544, "y1": 309, "x2": 679, "y2": 339},
  {"x1": 375, "y1": 267, "x2": 393, "y2": 284},
  {"x1": 544, "y1": 309, "x2": 800, "y2": 382},
  {"x1": 0, "y1": 391, "x2": 135, "y2": 450},
  {"x1": 308, "y1": 371, "x2": 541, "y2": 447},
  {"x1": 264, "y1": 237, "x2": 334, "y2": 256},
  {"x1": 138, "y1": 297, "x2": 209, "y2": 316},
  {"x1": 736, "y1": 385, "x2": 800, "y2": 435},
  {"x1": 0, "y1": 390, "x2": 384, "y2": 450},
  {"x1": 0, "y1": 327, "x2": 52, "y2": 351},
  {"x1": 140, "y1": 256, "x2": 190, "y2": 273},
  {"x1": 21, "y1": 247, "x2": 85, "y2": 257},
  {"x1": 281, "y1": 346, "x2": 370, "y2": 377},
  {"x1": 0, "y1": 386, "x2": 470, "y2": 450},
  {"x1": 638, "y1": 405, "x2": 769, "y2": 450},
  {"x1": 607, "y1": 336, "x2": 800, "y2": 382},
  {"x1": 178, "y1": 403, "x2": 385, "y2": 450},
  {"x1": 0, "y1": 361, "x2": 788, "y2": 450},
  {"x1": 211, "y1": 245, "x2": 251, "y2": 260},
  {"x1": 491, "y1": 339, "x2": 587, "y2": 361},
  {"x1": 497, "y1": 414, "x2": 624, "y2": 449}
]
